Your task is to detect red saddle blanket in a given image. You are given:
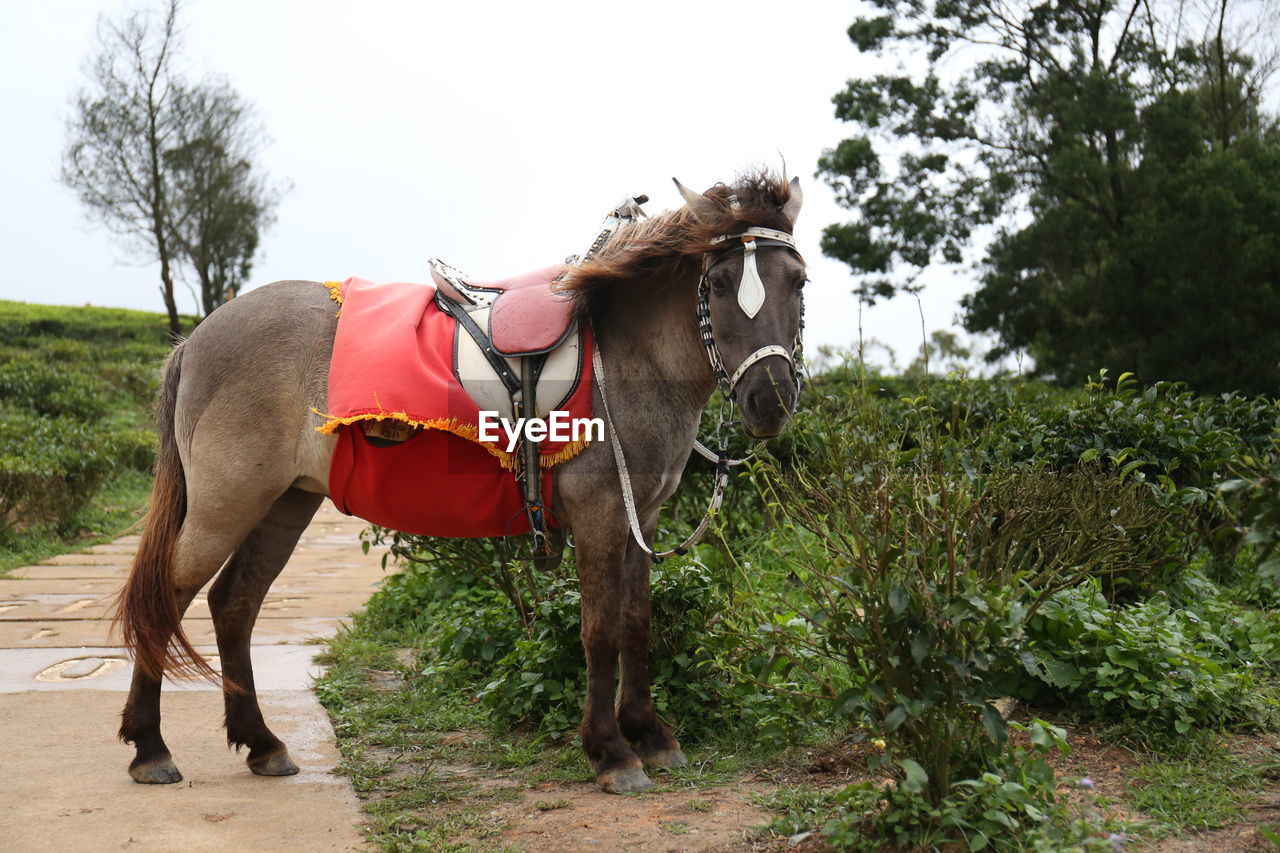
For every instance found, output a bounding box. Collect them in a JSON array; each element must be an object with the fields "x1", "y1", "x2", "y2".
[{"x1": 320, "y1": 277, "x2": 593, "y2": 538}]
